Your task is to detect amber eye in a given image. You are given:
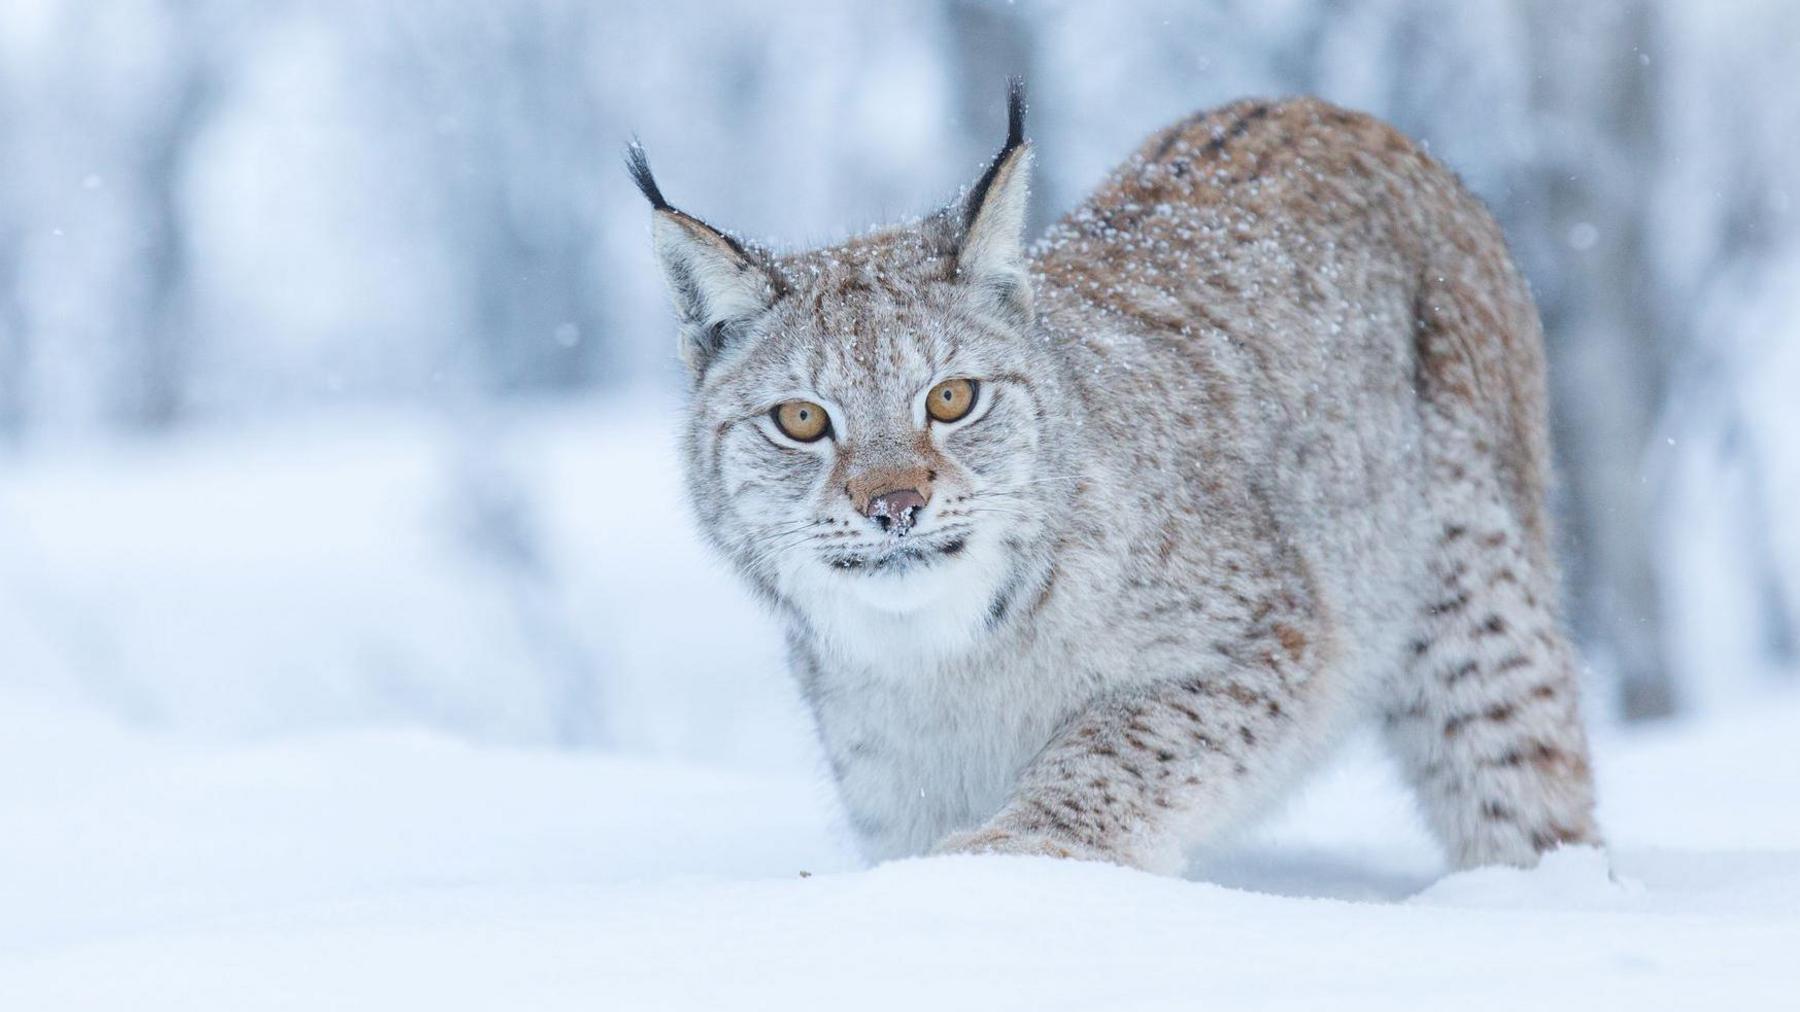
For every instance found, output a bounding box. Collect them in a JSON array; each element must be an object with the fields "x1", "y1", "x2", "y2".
[
  {"x1": 925, "y1": 378, "x2": 978, "y2": 423},
  {"x1": 771, "y1": 400, "x2": 831, "y2": 442}
]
